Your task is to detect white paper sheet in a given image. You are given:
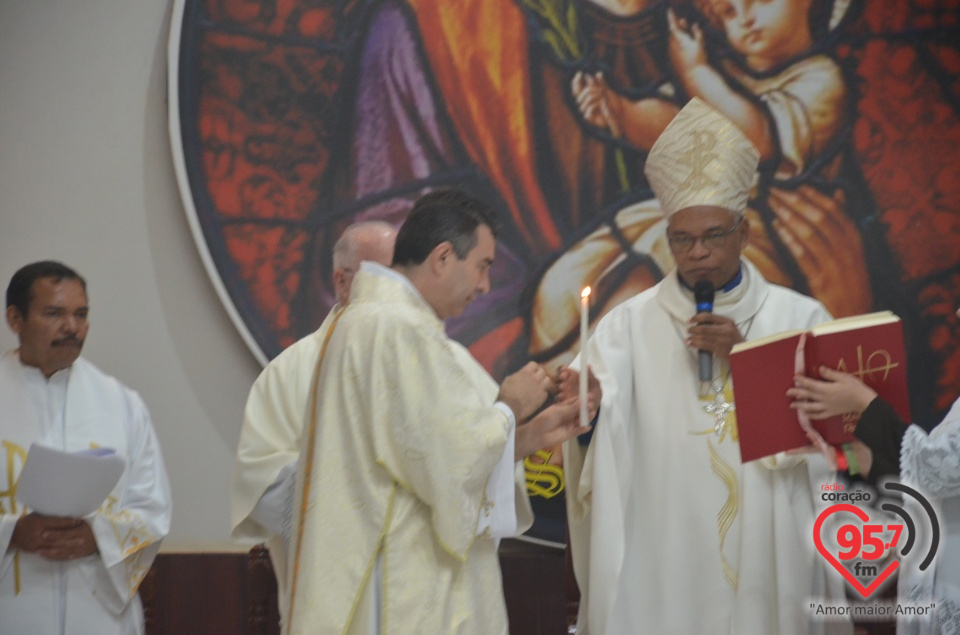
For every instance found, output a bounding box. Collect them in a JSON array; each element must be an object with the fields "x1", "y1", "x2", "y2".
[{"x1": 17, "y1": 443, "x2": 126, "y2": 518}]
